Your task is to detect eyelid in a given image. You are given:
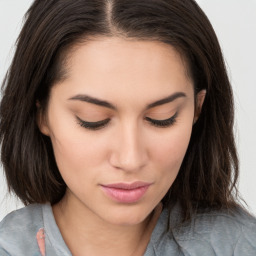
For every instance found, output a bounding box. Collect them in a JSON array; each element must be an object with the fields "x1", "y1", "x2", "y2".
[
  {"x1": 76, "y1": 111, "x2": 178, "y2": 130},
  {"x1": 145, "y1": 112, "x2": 178, "y2": 127},
  {"x1": 76, "y1": 116, "x2": 110, "y2": 130}
]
